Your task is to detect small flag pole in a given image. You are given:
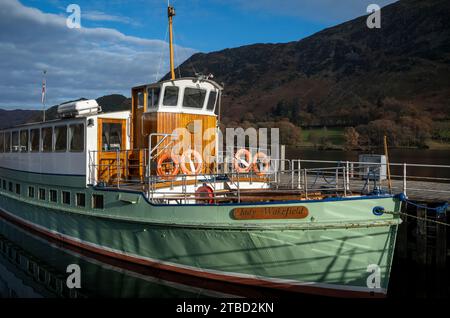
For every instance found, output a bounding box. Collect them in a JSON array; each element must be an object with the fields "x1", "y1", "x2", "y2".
[{"x1": 42, "y1": 70, "x2": 47, "y2": 122}]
